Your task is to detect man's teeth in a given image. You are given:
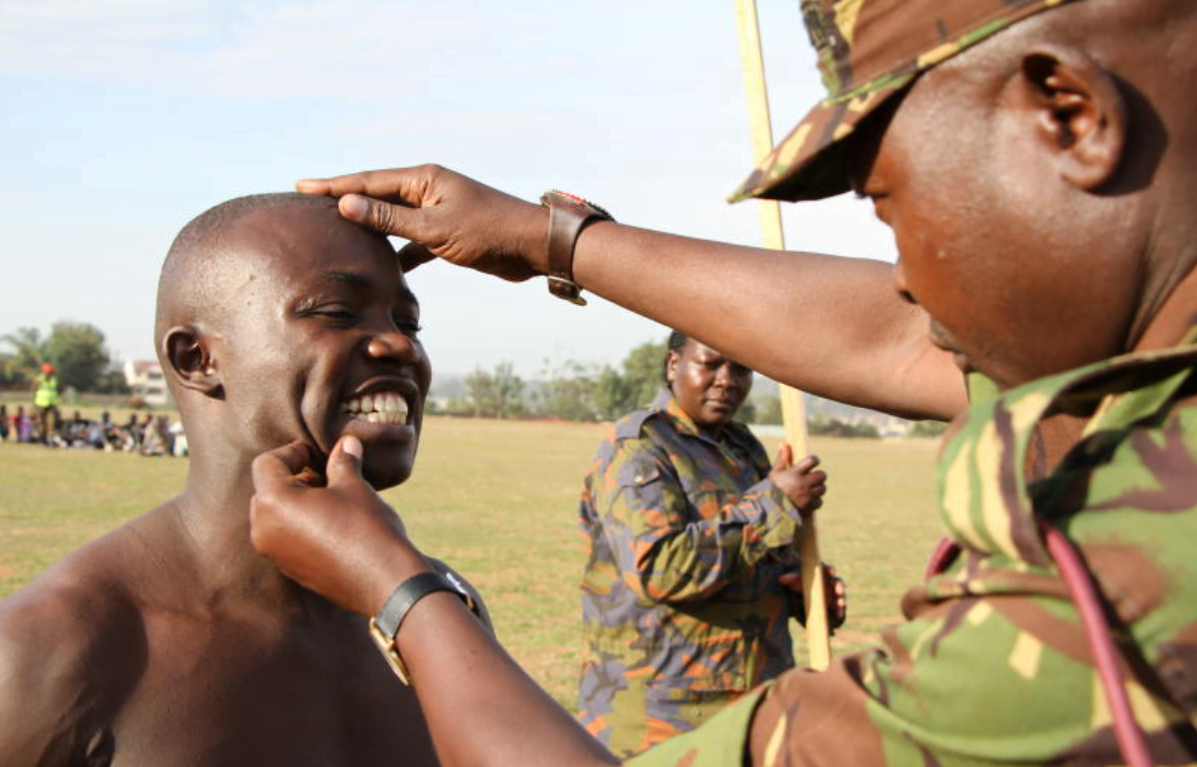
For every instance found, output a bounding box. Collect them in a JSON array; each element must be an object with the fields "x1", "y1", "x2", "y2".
[{"x1": 343, "y1": 391, "x2": 410, "y2": 424}]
